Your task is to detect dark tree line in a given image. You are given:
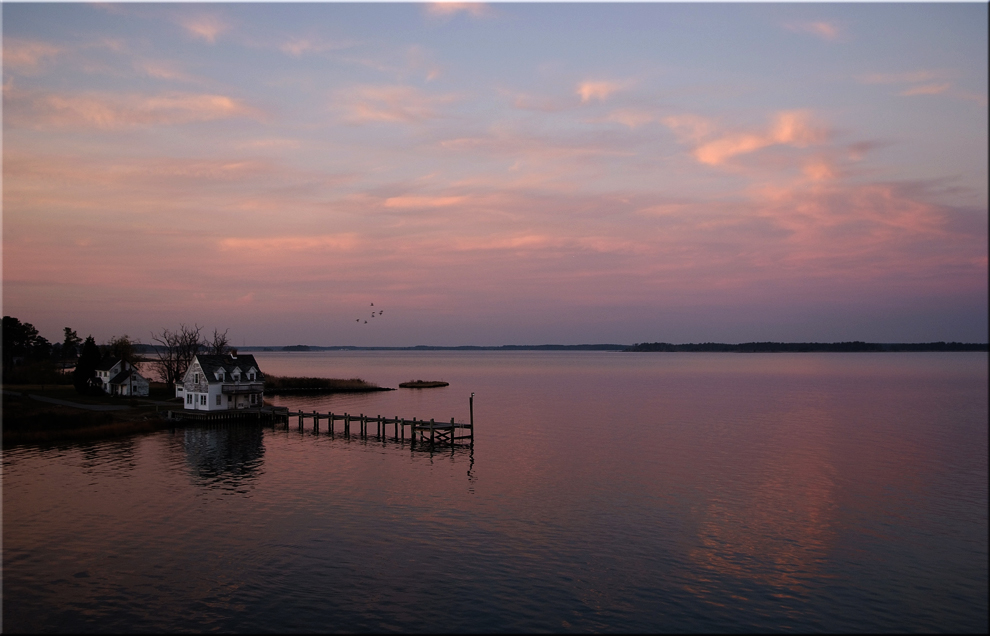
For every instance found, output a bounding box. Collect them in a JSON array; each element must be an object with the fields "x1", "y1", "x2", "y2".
[
  {"x1": 2, "y1": 316, "x2": 52, "y2": 369},
  {"x1": 3, "y1": 315, "x2": 234, "y2": 393}
]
